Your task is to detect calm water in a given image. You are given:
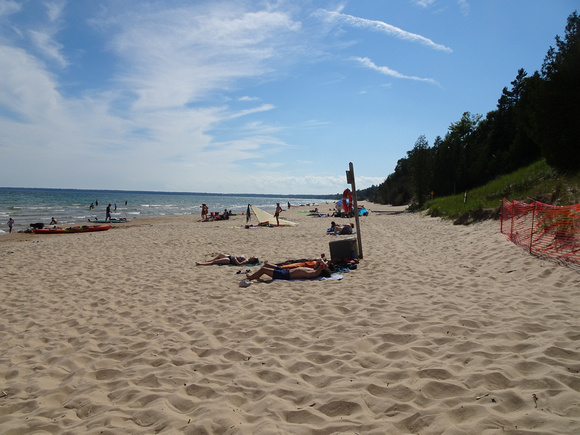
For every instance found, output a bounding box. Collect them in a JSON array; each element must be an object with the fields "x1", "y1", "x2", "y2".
[{"x1": 0, "y1": 188, "x2": 330, "y2": 234}]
